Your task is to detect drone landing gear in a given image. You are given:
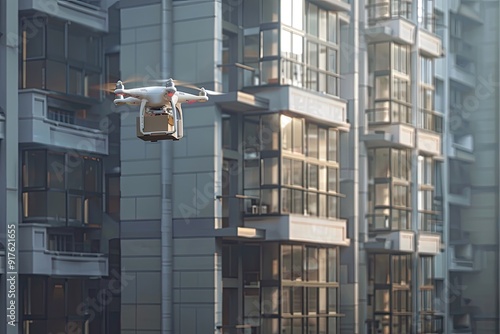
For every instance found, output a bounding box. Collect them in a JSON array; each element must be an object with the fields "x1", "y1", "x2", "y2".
[{"x1": 136, "y1": 99, "x2": 183, "y2": 142}]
